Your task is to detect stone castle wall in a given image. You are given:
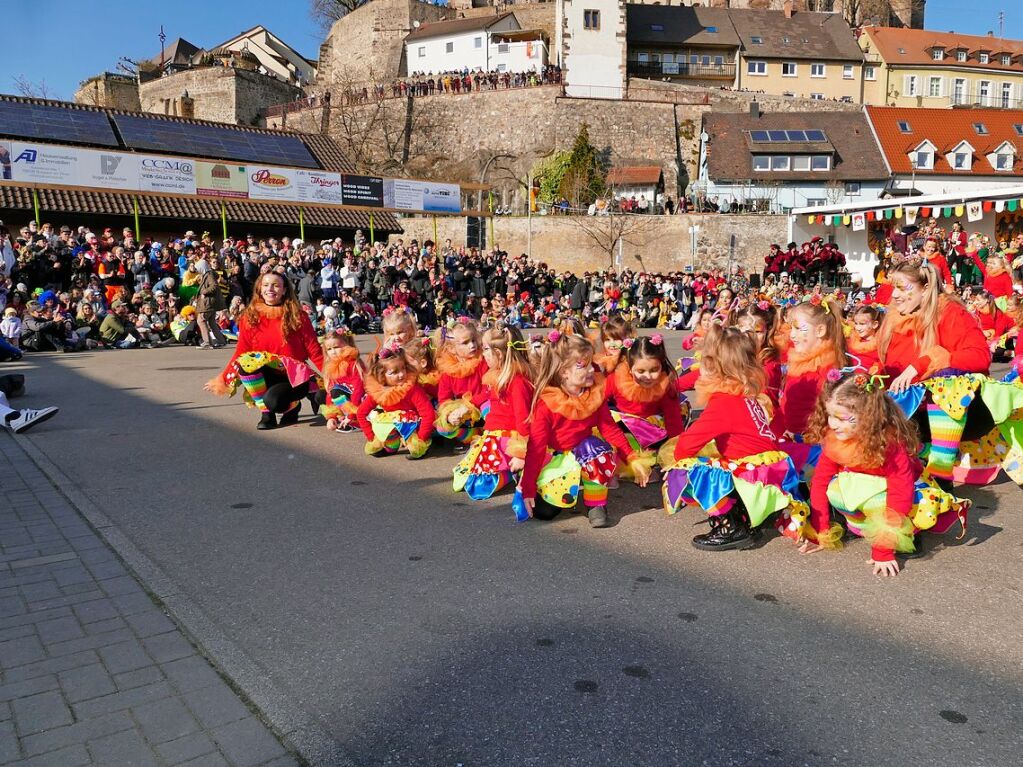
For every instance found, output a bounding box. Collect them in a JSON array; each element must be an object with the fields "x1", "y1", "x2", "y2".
[
  {"x1": 391, "y1": 212, "x2": 788, "y2": 275},
  {"x1": 74, "y1": 75, "x2": 141, "y2": 111},
  {"x1": 139, "y1": 68, "x2": 302, "y2": 126}
]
